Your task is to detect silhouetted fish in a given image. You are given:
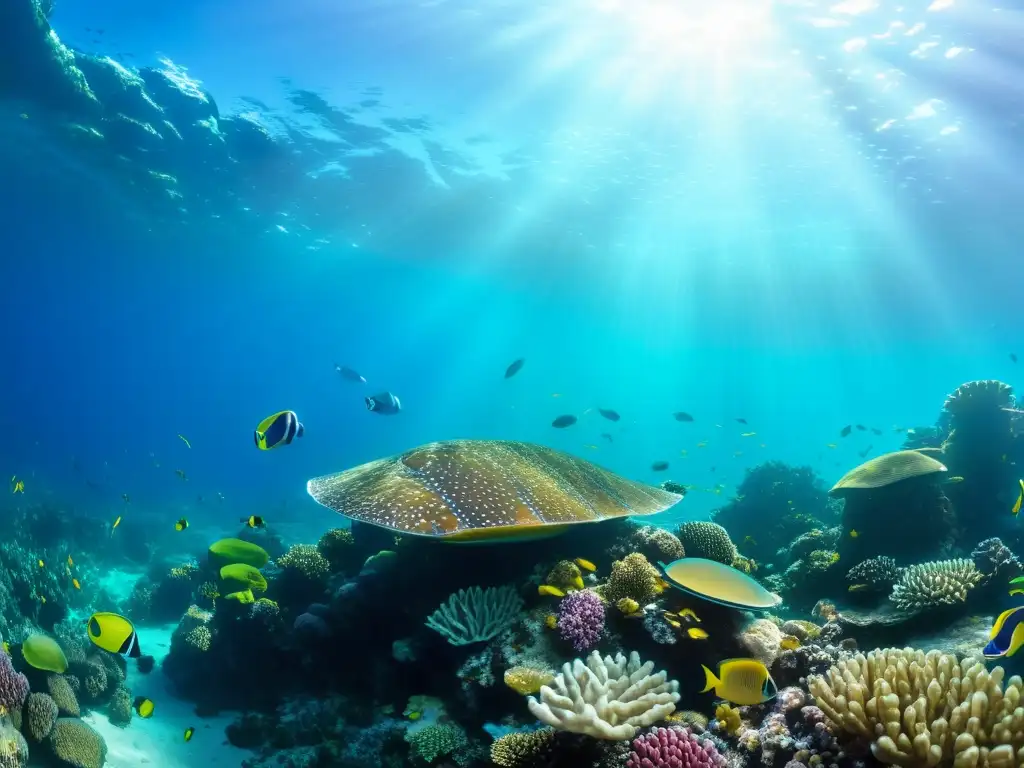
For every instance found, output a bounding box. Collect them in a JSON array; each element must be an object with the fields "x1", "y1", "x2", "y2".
[
  {"x1": 840, "y1": 425, "x2": 852, "y2": 437},
  {"x1": 1012, "y1": 353, "x2": 1018, "y2": 363},
  {"x1": 870, "y1": 428, "x2": 882, "y2": 436},
  {"x1": 552, "y1": 415, "x2": 577, "y2": 428},
  {"x1": 600, "y1": 433, "x2": 614, "y2": 442},
  {"x1": 735, "y1": 418, "x2": 748, "y2": 425},
  {"x1": 651, "y1": 461, "x2": 669, "y2": 472},
  {"x1": 855, "y1": 425, "x2": 866, "y2": 431},
  {"x1": 335, "y1": 364, "x2": 365, "y2": 383},
  {"x1": 305, "y1": 440, "x2": 683, "y2": 542},
  {"x1": 673, "y1": 412, "x2": 695, "y2": 422},
  {"x1": 598, "y1": 409, "x2": 620, "y2": 422},
  {"x1": 504, "y1": 358, "x2": 525, "y2": 379}
]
